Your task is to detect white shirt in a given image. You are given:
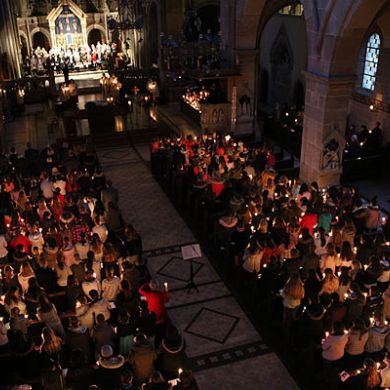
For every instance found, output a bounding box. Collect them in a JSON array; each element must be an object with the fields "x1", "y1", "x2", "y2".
[
  {"x1": 380, "y1": 362, "x2": 390, "y2": 388},
  {"x1": 242, "y1": 249, "x2": 263, "y2": 273},
  {"x1": 102, "y1": 277, "x2": 121, "y2": 301},
  {"x1": 0, "y1": 235, "x2": 8, "y2": 258},
  {"x1": 75, "y1": 242, "x2": 90, "y2": 260},
  {"x1": 29, "y1": 233, "x2": 45, "y2": 253},
  {"x1": 76, "y1": 304, "x2": 94, "y2": 330},
  {"x1": 52, "y1": 179, "x2": 66, "y2": 195},
  {"x1": 90, "y1": 298, "x2": 111, "y2": 321},
  {"x1": 40, "y1": 179, "x2": 53, "y2": 199},
  {"x1": 82, "y1": 279, "x2": 101, "y2": 298},
  {"x1": 18, "y1": 273, "x2": 34, "y2": 294},
  {"x1": 55, "y1": 264, "x2": 73, "y2": 287},
  {"x1": 92, "y1": 224, "x2": 108, "y2": 243}
]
